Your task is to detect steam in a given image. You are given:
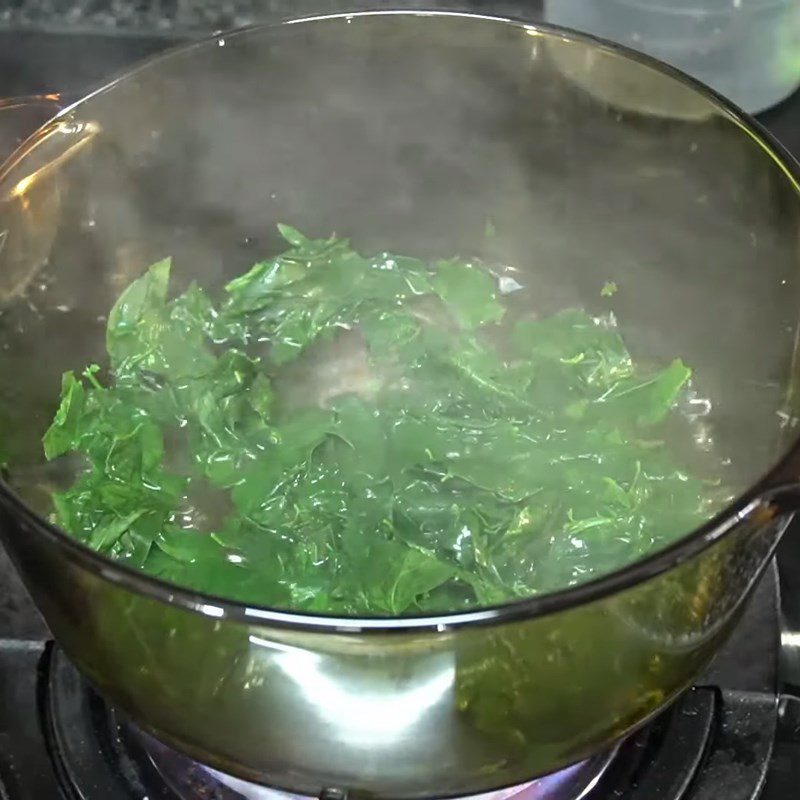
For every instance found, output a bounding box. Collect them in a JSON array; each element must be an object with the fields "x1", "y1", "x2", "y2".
[{"x1": 1, "y1": 11, "x2": 797, "y2": 511}]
